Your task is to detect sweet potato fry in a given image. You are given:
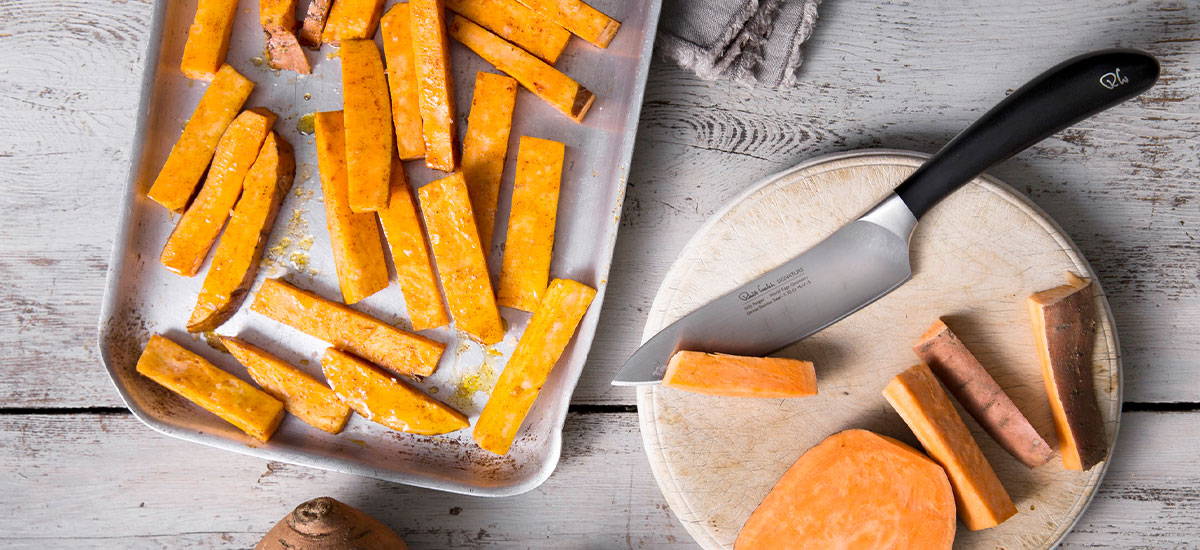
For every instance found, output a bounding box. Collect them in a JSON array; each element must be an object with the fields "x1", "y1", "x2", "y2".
[
  {"x1": 136, "y1": 334, "x2": 285, "y2": 442},
  {"x1": 380, "y1": 4, "x2": 427, "y2": 160},
  {"x1": 299, "y1": 0, "x2": 334, "y2": 47},
  {"x1": 448, "y1": 16, "x2": 594, "y2": 122},
  {"x1": 147, "y1": 65, "x2": 254, "y2": 212},
  {"x1": 418, "y1": 173, "x2": 504, "y2": 344},
  {"x1": 497, "y1": 136, "x2": 564, "y2": 311},
  {"x1": 461, "y1": 72, "x2": 518, "y2": 251},
  {"x1": 322, "y1": 348, "x2": 468, "y2": 435},
  {"x1": 222, "y1": 337, "x2": 351, "y2": 434},
  {"x1": 340, "y1": 39, "x2": 393, "y2": 213},
  {"x1": 445, "y1": 0, "x2": 571, "y2": 63},
  {"x1": 377, "y1": 160, "x2": 450, "y2": 331},
  {"x1": 261, "y1": 0, "x2": 312, "y2": 74},
  {"x1": 313, "y1": 110, "x2": 390, "y2": 303},
  {"x1": 320, "y1": 0, "x2": 387, "y2": 44},
  {"x1": 161, "y1": 108, "x2": 278, "y2": 277},
  {"x1": 180, "y1": 0, "x2": 240, "y2": 80},
  {"x1": 188, "y1": 132, "x2": 295, "y2": 332},
  {"x1": 251, "y1": 278, "x2": 447, "y2": 377},
  {"x1": 409, "y1": 0, "x2": 459, "y2": 171},
  {"x1": 516, "y1": 0, "x2": 619, "y2": 48}
]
